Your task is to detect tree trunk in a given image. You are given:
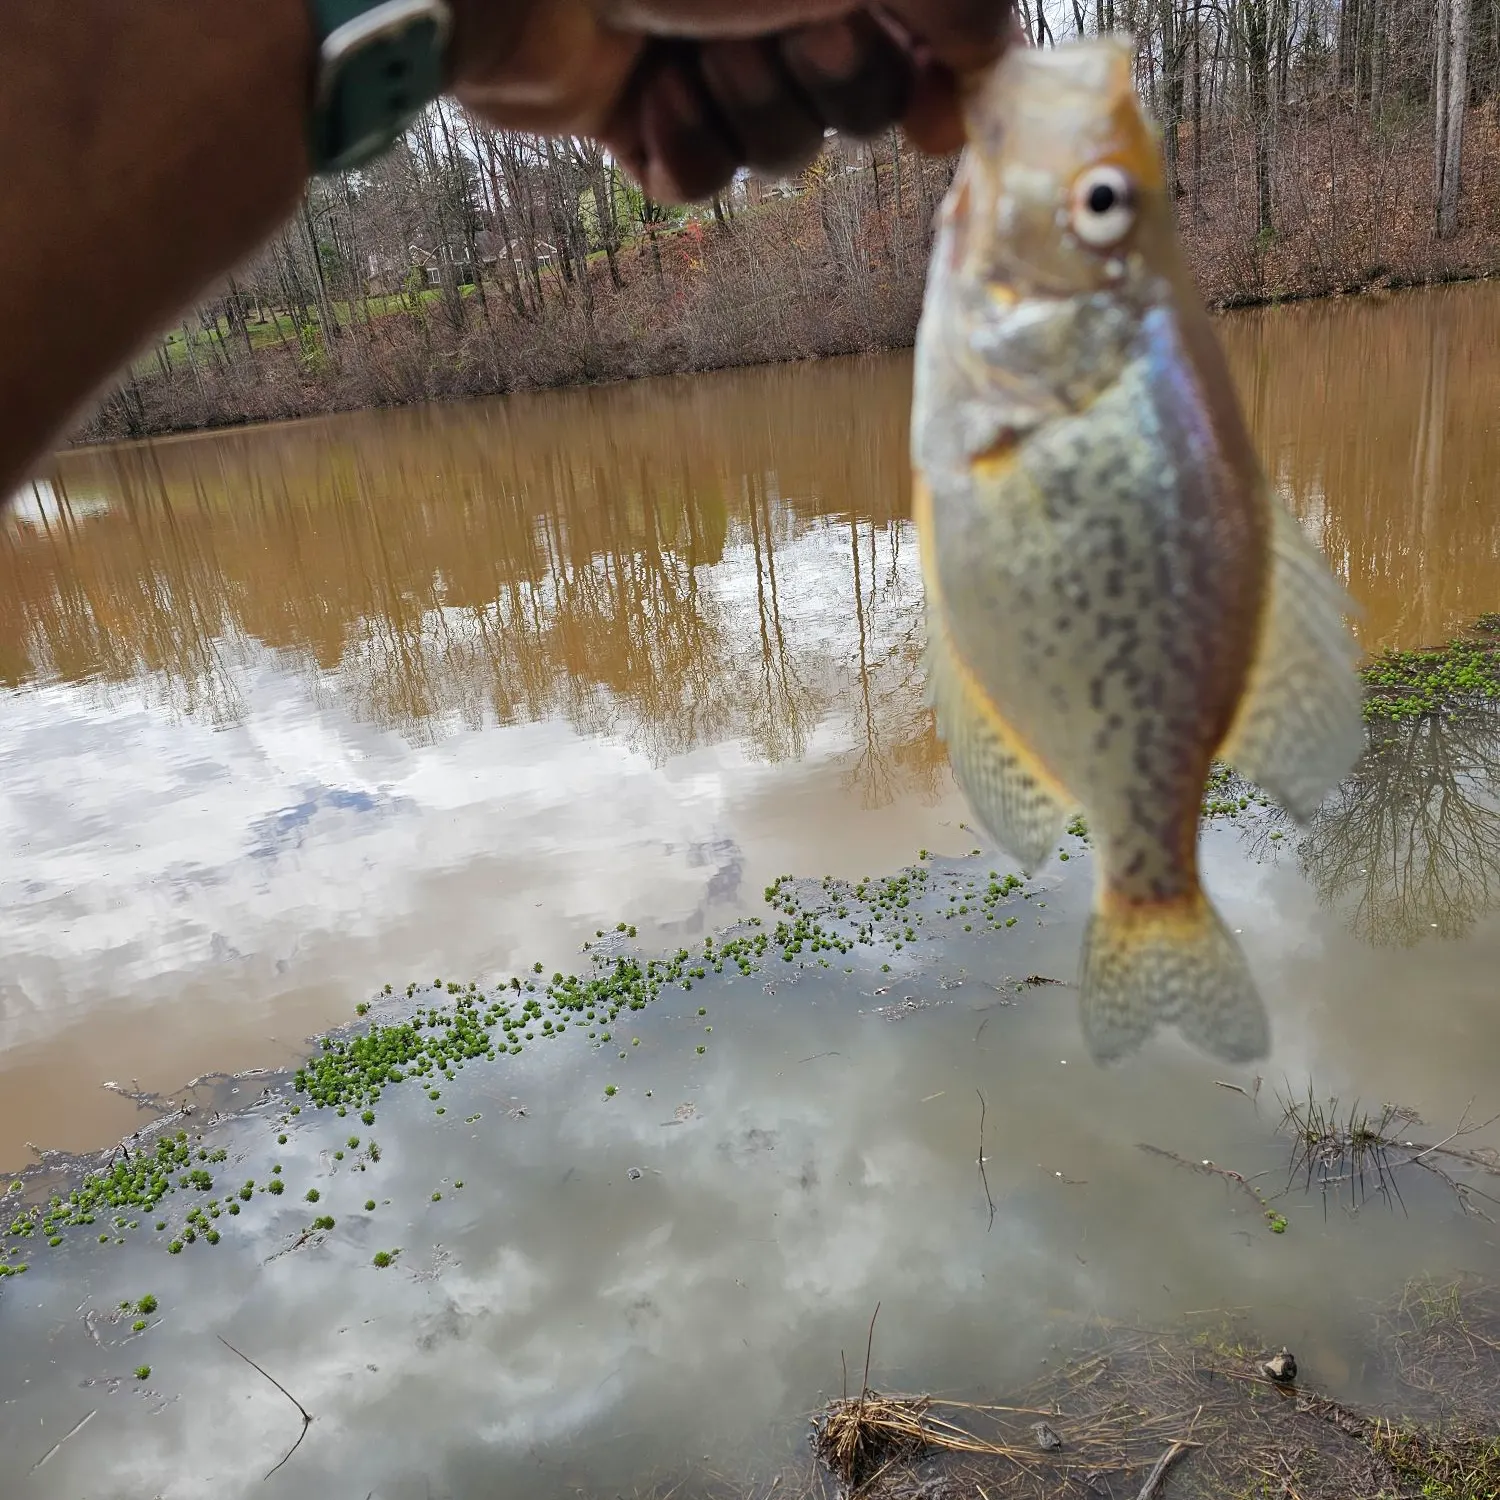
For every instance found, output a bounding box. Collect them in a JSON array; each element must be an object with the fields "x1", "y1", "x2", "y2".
[
  {"x1": 225, "y1": 275, "x2": 255, "y2": 360},
  {"x1": 1191, "y1": 0, "x2": 1203, "y2": 214},
  {"x1": 1160, "y1": 0, "x2": 1182, "y2": 195},
  {"x1": 1437, "y1": 0, "x2": 1471, "y2": 237},
  {"x1": 1435, "y1": 0, "x2": 1451, "y2": 226}
]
